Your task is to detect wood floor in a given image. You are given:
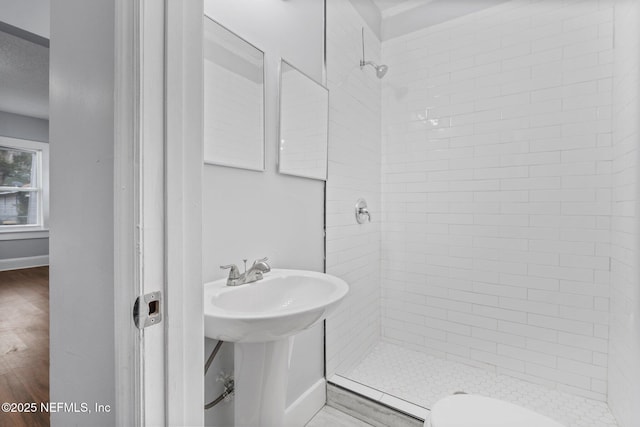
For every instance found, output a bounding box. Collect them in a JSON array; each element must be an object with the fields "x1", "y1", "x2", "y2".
[{"x1": 0, "y1": 267, "x2": 49, "y2": 427}]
